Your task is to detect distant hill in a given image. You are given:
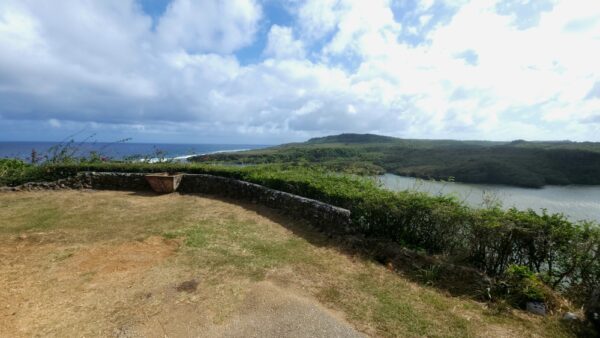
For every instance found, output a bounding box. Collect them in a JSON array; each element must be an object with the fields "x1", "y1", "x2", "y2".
[
  {"x1": 307, "y1": 133, "x2": 399, "y2": 144},
  {"x1": 190, "y1": 133, "x2": 600, "y2": 188}
]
